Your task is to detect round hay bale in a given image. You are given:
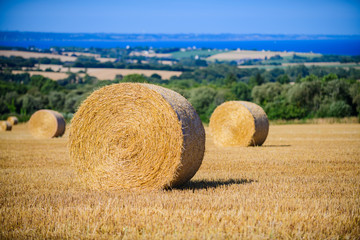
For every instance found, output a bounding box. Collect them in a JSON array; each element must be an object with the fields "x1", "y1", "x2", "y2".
[
  {"x1": 69, "y1": 83, "x2": 205, "y2": 190},
  {"x1": 28, "y1": 110, "x2": 66, "y2": 138},
  {"x1": 7, "y1": 116, "x2": 18, "y2": 125},
  {"x1": 0, "y1": 121, "x2": 12, "y2": 131},
  {"x1": 209, "y1": 101, "x2": 269, "y2": 147}
]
